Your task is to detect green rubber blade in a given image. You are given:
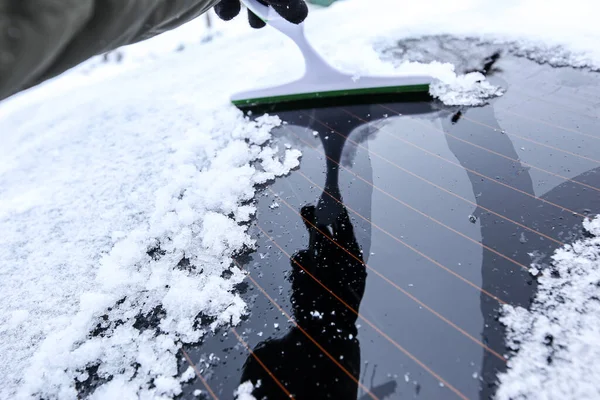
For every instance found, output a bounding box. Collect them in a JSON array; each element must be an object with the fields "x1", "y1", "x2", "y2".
[{"x1": 232, "y1": 83, "x2": 430, "y2": 107}]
